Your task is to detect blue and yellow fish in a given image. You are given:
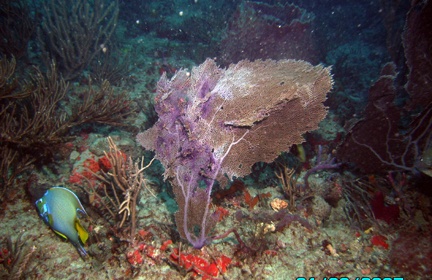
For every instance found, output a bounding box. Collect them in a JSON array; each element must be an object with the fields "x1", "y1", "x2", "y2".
[{"x1": 35, "y1": 186, "x2": 89, "y2": 258}]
